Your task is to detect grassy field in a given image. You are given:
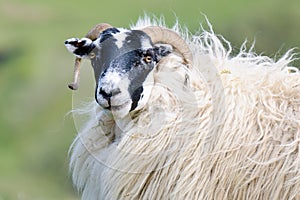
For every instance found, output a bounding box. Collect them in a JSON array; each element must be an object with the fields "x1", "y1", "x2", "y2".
[{"x1": 0, "y1": 0, "x2": 299, "y2": 199}]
